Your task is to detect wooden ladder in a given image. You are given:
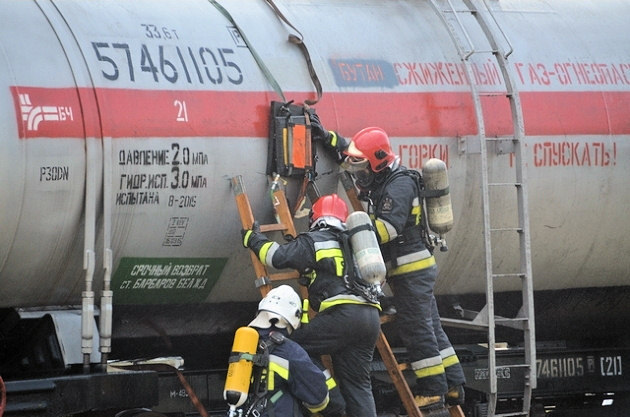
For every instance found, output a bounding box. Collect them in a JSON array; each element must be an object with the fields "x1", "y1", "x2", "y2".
[
  {"x1": 231, "y1": 175, "x2": 305, "y2": 299},
  {"x1": 232, "y1": 174, "x2": 465, "y2": 417},
  {"x1": 340, "y1": 172, "x2": 466, "y2": 417}
]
